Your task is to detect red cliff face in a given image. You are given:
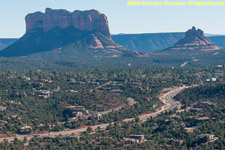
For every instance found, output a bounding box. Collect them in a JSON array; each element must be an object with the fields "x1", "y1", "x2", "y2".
[
  {"x1": 25, "y1": 8, "x2": 111, "y2": 39},
  {"x1": 170, "y1": 26, "x2": 221, "y2": 51}
]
